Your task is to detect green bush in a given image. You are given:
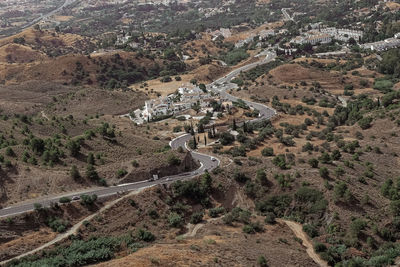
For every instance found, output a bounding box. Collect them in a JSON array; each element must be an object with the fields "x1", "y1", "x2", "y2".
[
  {"x1": 167, "y1": 154, "x2": 181, "y2": 166},
  {"x1": 219, "y1": 132, "x2": 235, "y2": 145},
  {"x1": 257, "y1": 255, "x2": 268, "y2": 267},
  {"x1": 261, "y1": 147, "x2": 274, "y2": 156},
  {"x1": 308, "y1": 158, "x2": 319, "y2": 168},
  {"x1": 242, "y1": 224, "x2": 256, "y2": 234},
  {"x1": 373, "y1": 79, "x2": 393, "y2": 93},
  {"x1": 358, "y1": 116, "x2": 373, "y2": 130},
  {"x1": 208, "y1": 207, "x2": 225, "y2": 218},
  {"x1": 59, "y1": 197, "x2": 71, "y2": 203},
  {"x1": 319, "y1": 167, "x2": 329, "y2": 179},
  {"x1": 303, "y1": 224, "x2": 319, "y2": 238},
  {"x1": 264, "y1": 212, "x2": 276, "y2": 224},
  {"x1": 80, "y1": 194, "x2": 97, "y2": 206},
  {"x1": 168, "y1": 212, "x2": 183, "y2": 228},
  {"x1": 190, "y1": 211, "x2": 204, "y2": 224},
  {"x1": 5, "y1": 147, "x2": 15, "y2": 157},
  {"x1": 350, "y1": 218, "x2": 367, "y2": 237},
  {"x1": 314, "y1": 242, "x2": 327, "y2": 253},
  {"x1": 70, "y1": 165, "x2": 80, "y2": 179},
  {"x1": 47, "y1": 217, "x2": 69, "y2": 233},
  {"x1": 223, "y1": 48, "x2": 249, "y2": 65},
  {"x1": 136, "y1": 228, "x2": 155, "y2": 242},
  {"x1": 86, "y1": 164, "x2": 99, "y2": 180},
  {"x1": 116, "y1": 169, "x2": 128, "y2": 178},
  {"x1": 233, "y1": 170, "x2": 248, "y2": 183}
]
